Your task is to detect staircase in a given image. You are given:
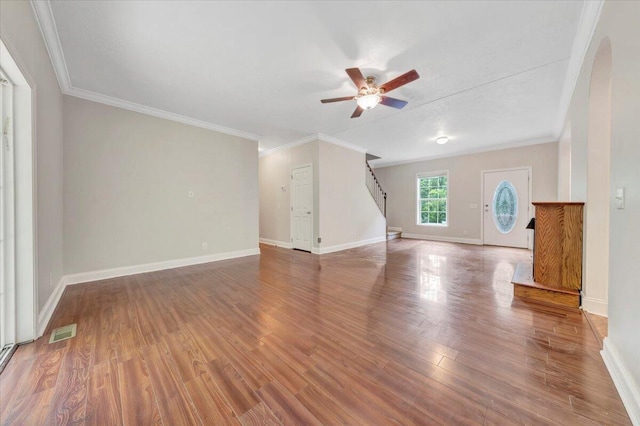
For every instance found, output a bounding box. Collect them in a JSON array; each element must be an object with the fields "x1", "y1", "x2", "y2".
[
  {"x1": 387, "y1": 230, "x2": 402, "y2": 240},
  {"x1": 366, "y1": 161, "x2": 386, "y2": 217},
  {"x1": 366, "y1": 161, "x2": 401, "y2": 241}
]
